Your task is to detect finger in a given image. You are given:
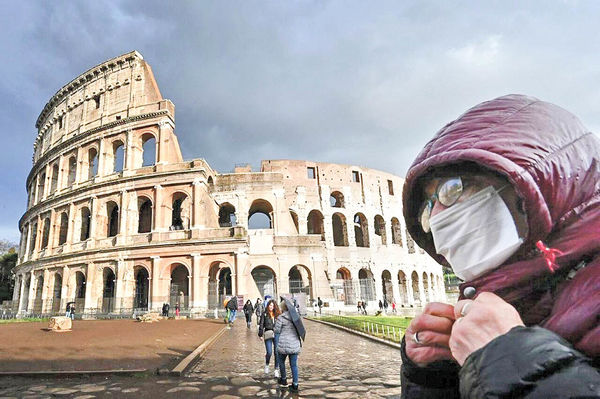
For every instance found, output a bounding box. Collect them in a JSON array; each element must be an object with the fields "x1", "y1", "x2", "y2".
[
  {"x1": 454, "y1": 300, "x2": 474, "y2": 320},
  {"x1": 406, "y1": 345, "x2": 454, "y2": 365},
  {"x1": 411, "y1": 330, "x2": 451, "y2": 348},
  {"x1": 422, "y1": 302, "x2": 456, "y2": 320},
  {"x1": 411, "y1": 313, "x2": 455, "y2": 335}
]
